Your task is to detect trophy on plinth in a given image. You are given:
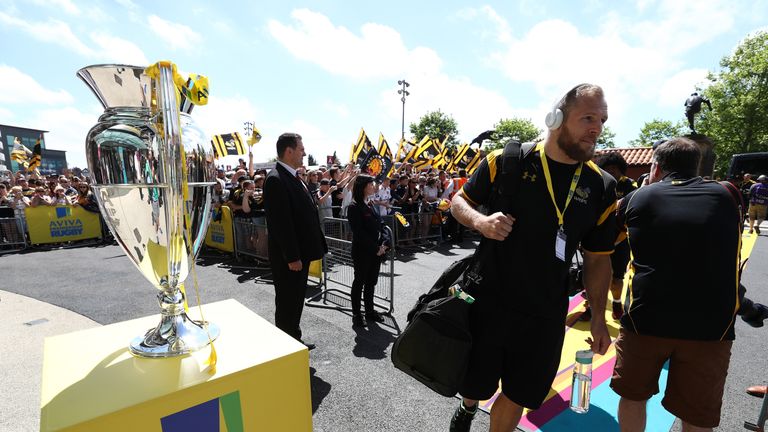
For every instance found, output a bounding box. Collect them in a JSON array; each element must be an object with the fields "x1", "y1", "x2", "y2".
[{"x1": 77, "y1": 62, "x2": 220, "y2": 357}]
